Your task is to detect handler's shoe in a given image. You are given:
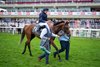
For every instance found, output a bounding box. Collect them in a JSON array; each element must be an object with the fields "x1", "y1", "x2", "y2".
[
  {"x1": 46, "y1": 62, "x2": 49, "y2": 64},
  {"x1": 40, "y1": 46, "x2": 51, "y2": 54},
  {"x1": 38, "y1": 57, "x2": 42, "y2": 62}
]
